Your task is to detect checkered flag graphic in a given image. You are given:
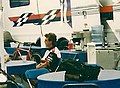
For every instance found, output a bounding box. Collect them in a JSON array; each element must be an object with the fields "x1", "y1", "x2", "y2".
[
  {"x1": 41, "y1": 9, "x2": 60, "y2": 25},
  {"x1": 13, "y1": 13, "x2": 32, "y2": 27}
]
